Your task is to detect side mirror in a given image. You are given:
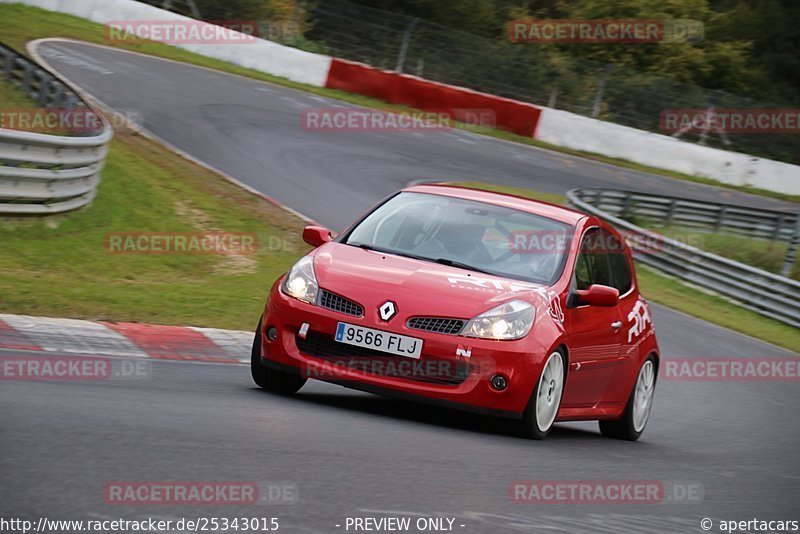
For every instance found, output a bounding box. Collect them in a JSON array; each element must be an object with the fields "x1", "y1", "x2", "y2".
[
  {"x1": 302, "y1": 225, "x2": 332, "y2": 247},
  {"x1": 573, "y1": 284, "x2": 619, "y2": 307}
]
